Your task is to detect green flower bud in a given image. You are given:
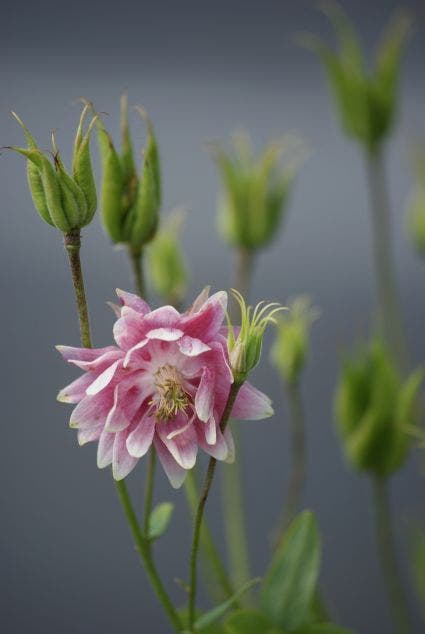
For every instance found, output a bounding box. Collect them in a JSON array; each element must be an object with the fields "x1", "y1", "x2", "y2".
[
  {"x1": 9, "y1": 107, "x2": 98, "y2": 232},
  {"x1": 147, "y1": 208, "x2": 188, "y2": 305},
  {"x1": 97, "y1": 97, "x2": 161, "y2": 252},
  {"x1": 334, "y1": 340, "x2": 423, "y2": 476},
  {"x1": 270, "y1": 296, "x2": 320, "y2": 385},
  {"x1": 301, "y1": 2, "x2": 411, "y2": 153},
  {"x1": 228, "y1": 289, "x2": 285, "y2": 384},
  {"x1": 211, "y1": 133, "x2": 304, "y2": 252}
]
